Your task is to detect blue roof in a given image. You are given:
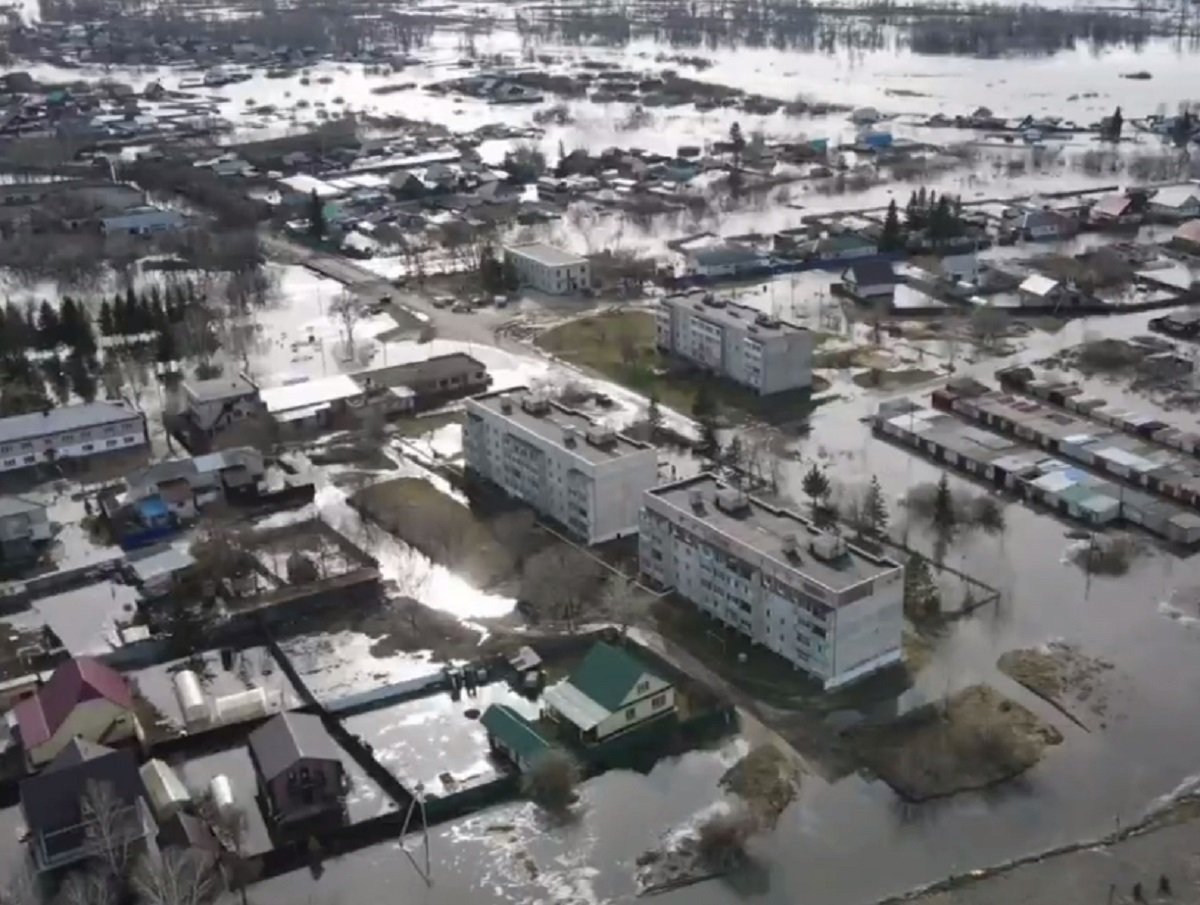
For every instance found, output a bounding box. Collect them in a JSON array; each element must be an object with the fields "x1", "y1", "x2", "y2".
[{"x1": 136, "y1": 496, "x2": 169, "y2": 518}]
